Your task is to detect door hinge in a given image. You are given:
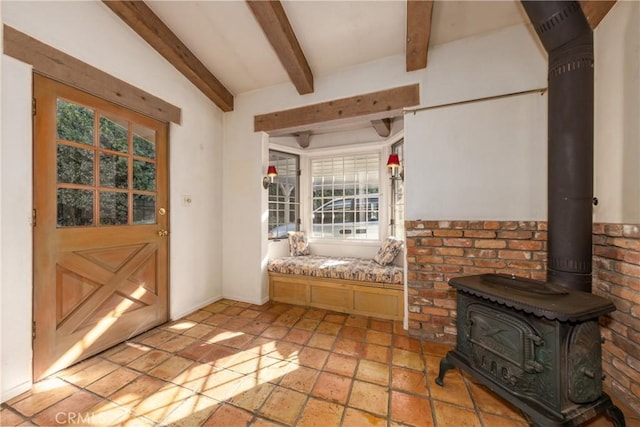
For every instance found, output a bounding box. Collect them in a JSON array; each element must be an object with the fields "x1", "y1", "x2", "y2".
[
  {"x1": 32, "y1": 321, "x2": 36, "y2": 339},
  {"x1": 32, "y1": 98, "x2": 36, "y2": 116},
  {"x1": 32, "y1": 209, "x2": 37, "y2": 227}
]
